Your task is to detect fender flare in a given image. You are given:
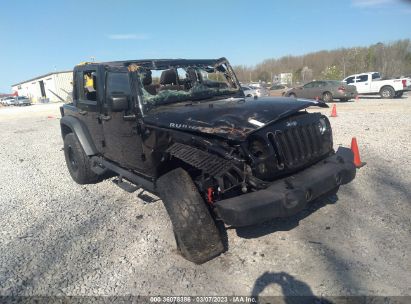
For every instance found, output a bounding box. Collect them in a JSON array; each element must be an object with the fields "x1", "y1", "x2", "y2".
[{"x1": 60, "y1": 116, "x2": 98, "y2": 156}]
